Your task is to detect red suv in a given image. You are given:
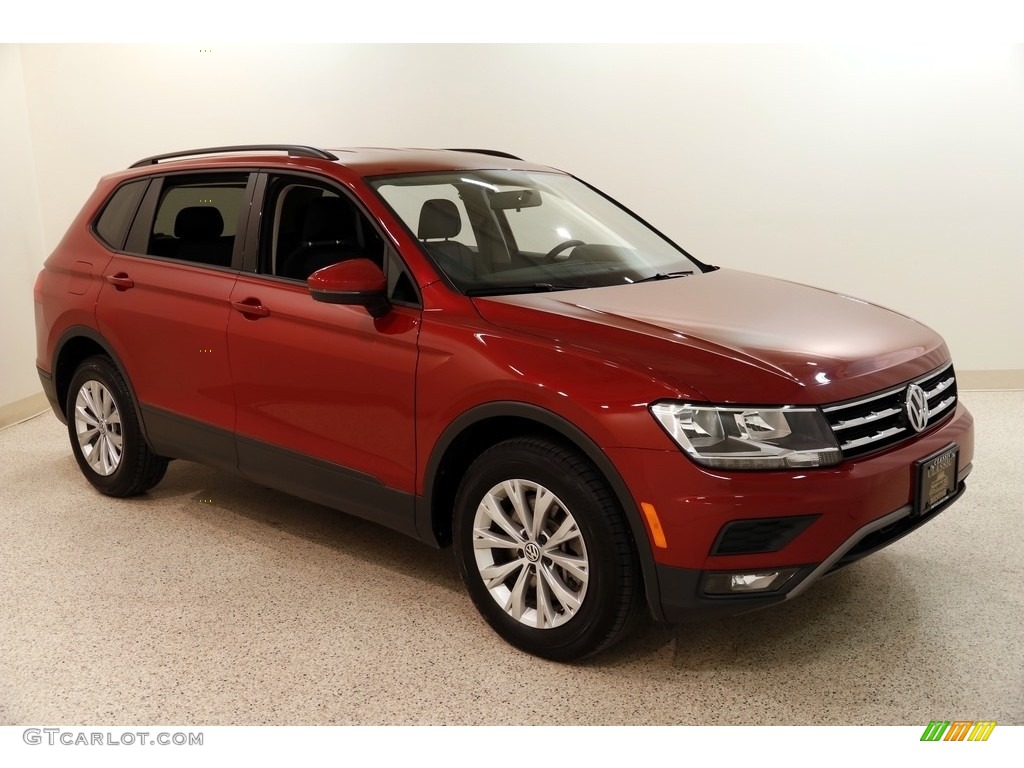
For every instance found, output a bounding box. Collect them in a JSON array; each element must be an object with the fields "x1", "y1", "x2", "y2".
[{"x1": 34, "y1": 145, "x2": 974, "y2": 660}]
